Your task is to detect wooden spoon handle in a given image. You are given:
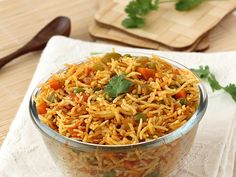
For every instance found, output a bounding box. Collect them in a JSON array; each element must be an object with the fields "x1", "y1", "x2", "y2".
[
  {"x1": 0, "y1": 47, "x2": 29, "y2": 69},
  {"x1": 0, "y1": 40, "x2": 43, "y2": 69}
]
